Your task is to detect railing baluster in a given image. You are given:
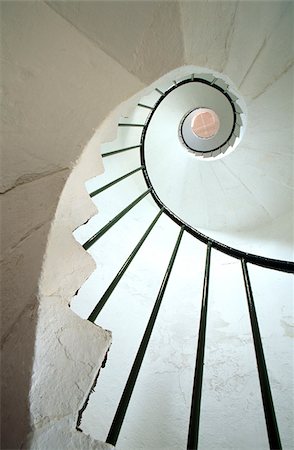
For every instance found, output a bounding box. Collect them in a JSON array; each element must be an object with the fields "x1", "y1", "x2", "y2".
[
  {"x1": 138, "y1": 76, "x2": 293, "y2": 270},
  {"x1": 101, "y1": 145, "x2": 140, "y2": 158},
  {"x1": 241, "y1": 259, "x2": 282, "y2": 450},
  {"x1": 88, "y1": 209, "x2": 164, "y2": 322},
  {"x1": 106, "y1": 226, "x2": 185, "y2": 446},
  {"x1": 118, "y1": 123, "x2": 144, "y2": 127},
  {"x1": 137, "y1": 103, "x2": 154, "y2": 110},
  {"x1": 187, "y1": 242, "x2": 212, "y2": 450},
  {"x1": 83, "y1": 189, "x2": 151, "y2": 250},
  {"x1": 89, "y1": 167, "x2": 143, "y2": 198},
  {"x1": 81, "y1": 74, "x2": 291, "y2": 448}
]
